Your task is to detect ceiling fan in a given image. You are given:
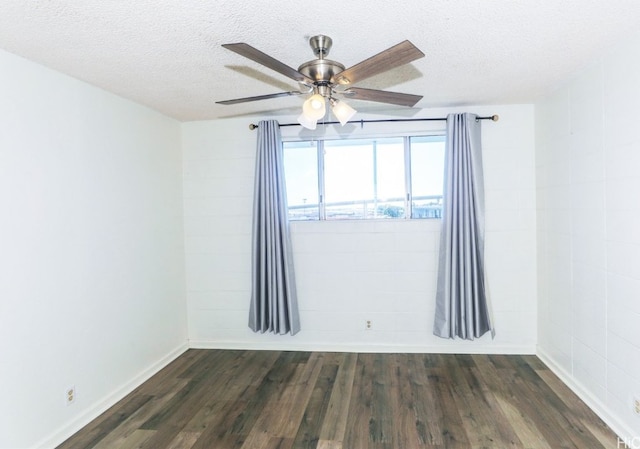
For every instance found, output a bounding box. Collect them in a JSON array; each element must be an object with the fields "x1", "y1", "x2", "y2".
[{"x1": 216, "y1": 35, "x2": 425, "y2": 129}]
